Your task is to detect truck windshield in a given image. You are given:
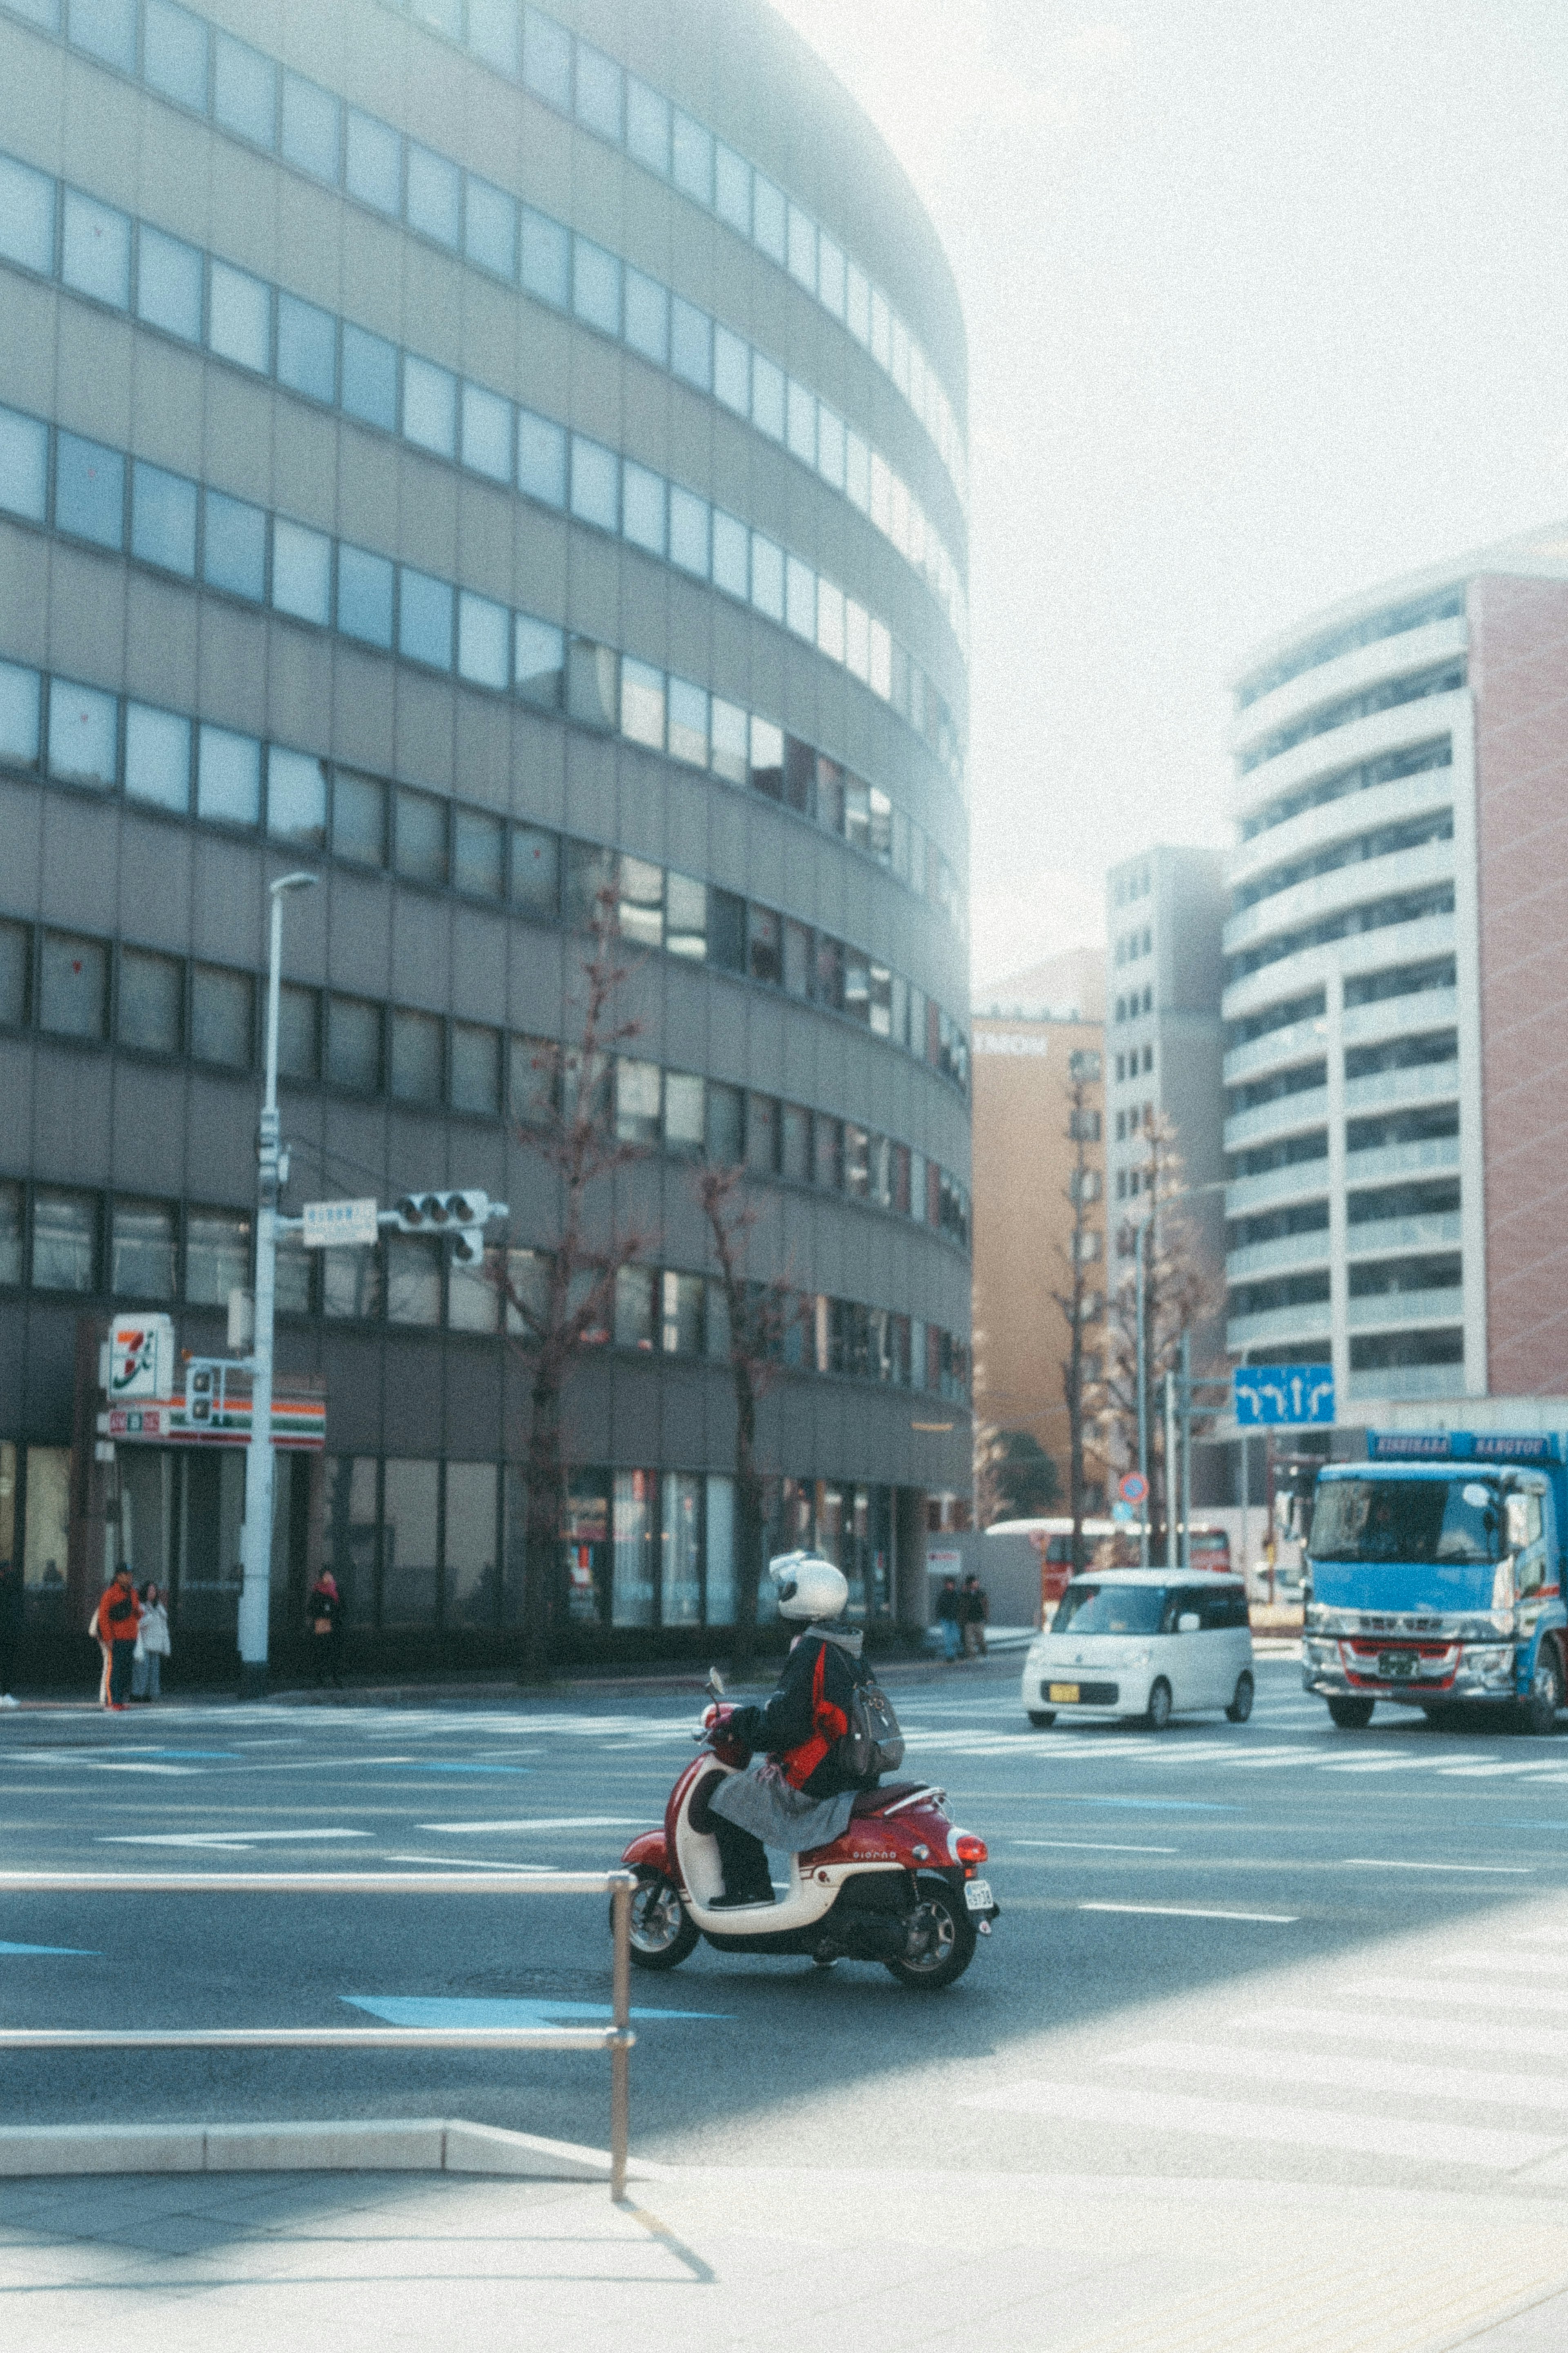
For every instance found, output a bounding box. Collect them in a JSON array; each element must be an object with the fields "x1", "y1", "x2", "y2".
[
  {"x1": 1307, "y1": 1478, "x2": 1500, "y2": 1565},
  {"x1": 1052, "y1": 1583, "x2": 1168, "y2": 1635}
]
